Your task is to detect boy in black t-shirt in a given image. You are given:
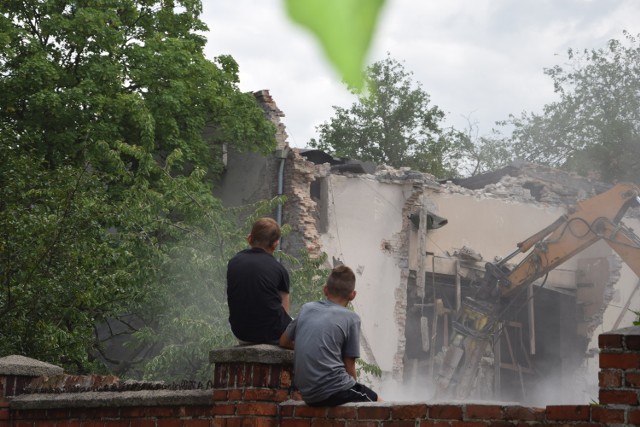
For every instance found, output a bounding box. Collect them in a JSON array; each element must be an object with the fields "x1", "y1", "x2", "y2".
[{"x1": 226, "y1": 217, "x2": 291, "y2": 344}]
